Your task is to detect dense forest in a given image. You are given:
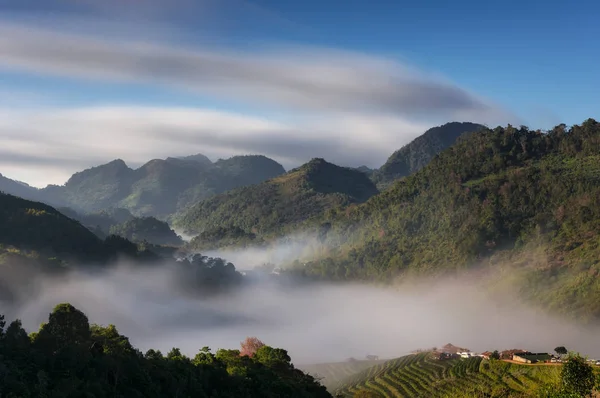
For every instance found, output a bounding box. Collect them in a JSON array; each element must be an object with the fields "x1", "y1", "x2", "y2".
[
  {"x1": 290, "y1": 119, "x2": 600, "y2": 321},
  {"x1": 0, "y1": 304, "x2": 330, "y2": 397}
]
